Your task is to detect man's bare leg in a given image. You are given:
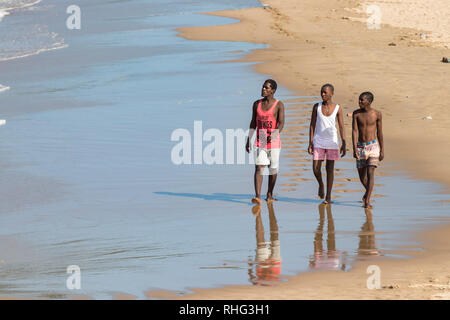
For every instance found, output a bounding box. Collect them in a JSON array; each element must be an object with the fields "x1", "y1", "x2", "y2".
[
  {"x1": 255, "y1": 210, "x2": 265, "y2": 247},
  {"x1": 357, "y1": 167, "x2": 368, "y2": 203},
  {"x1": 364, "y1": 166, "x2": 376, "y2": 208},
  {"x1": 252, "y1": 165, "x2": 264, "y2": 204},
  {"x1": 313, "y1": 160, "x2": 325, "y2": 199},
  {"x1": 266, "y1": 169, "x2": 278, "y2": 202},
  {"x1": 267, "y1": 202, "x2": 279, "y2": 242},
  {"x1": 324, "y1": 160, "x2": 335, "y2": 204}
]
